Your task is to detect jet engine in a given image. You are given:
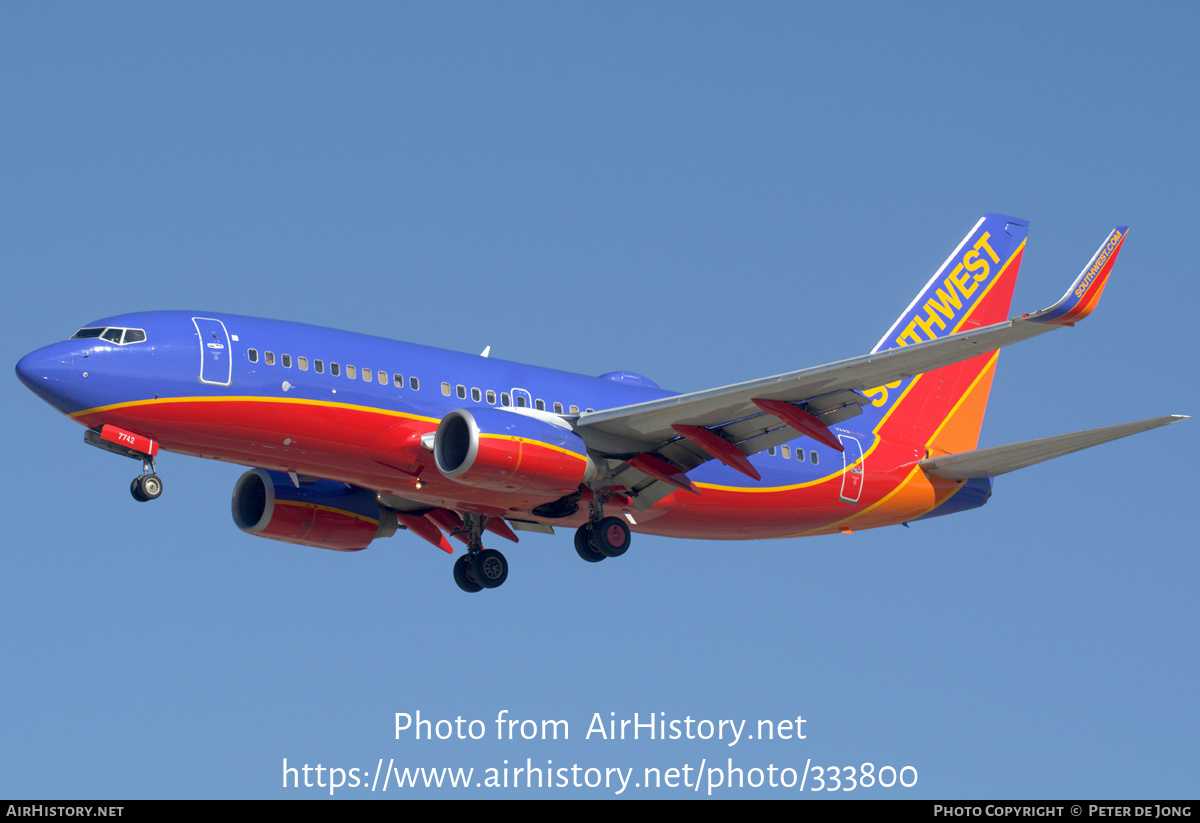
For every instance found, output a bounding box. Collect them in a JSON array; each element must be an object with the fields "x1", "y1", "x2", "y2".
[
  {"x1": 433, "y1": 407, "x2": 598, "y2": 494},
  {"x1": 231, "y1": 469, "x2": 396, "y2": 552}
]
